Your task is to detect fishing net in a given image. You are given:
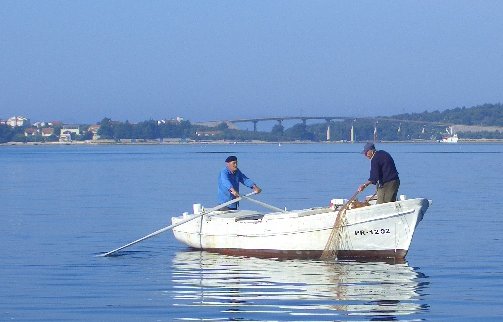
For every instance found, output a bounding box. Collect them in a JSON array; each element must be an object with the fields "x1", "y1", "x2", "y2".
[
  {"x1": 320, "y1": 191, "x2": 377, "y2": 260},
  {"x1": 320, "y1": 198, "x2": 352, "y2": 260}
]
